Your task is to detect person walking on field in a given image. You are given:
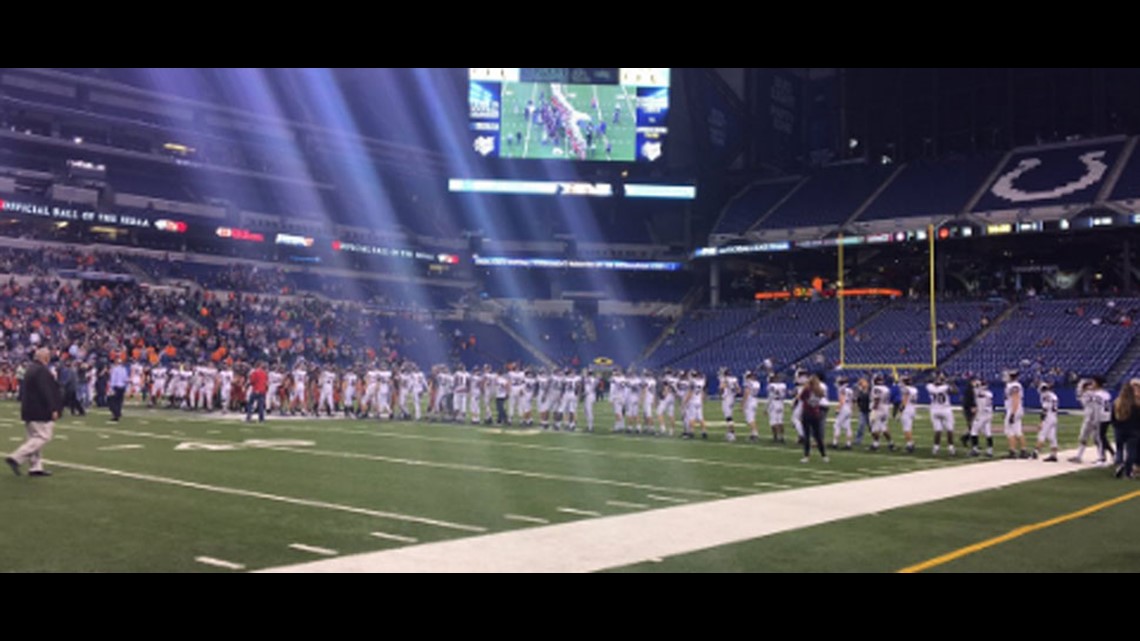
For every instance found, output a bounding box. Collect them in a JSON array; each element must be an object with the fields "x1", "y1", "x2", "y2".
[{"x1": 6, "y1": 348, "x2": 63, "y2": 477}]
